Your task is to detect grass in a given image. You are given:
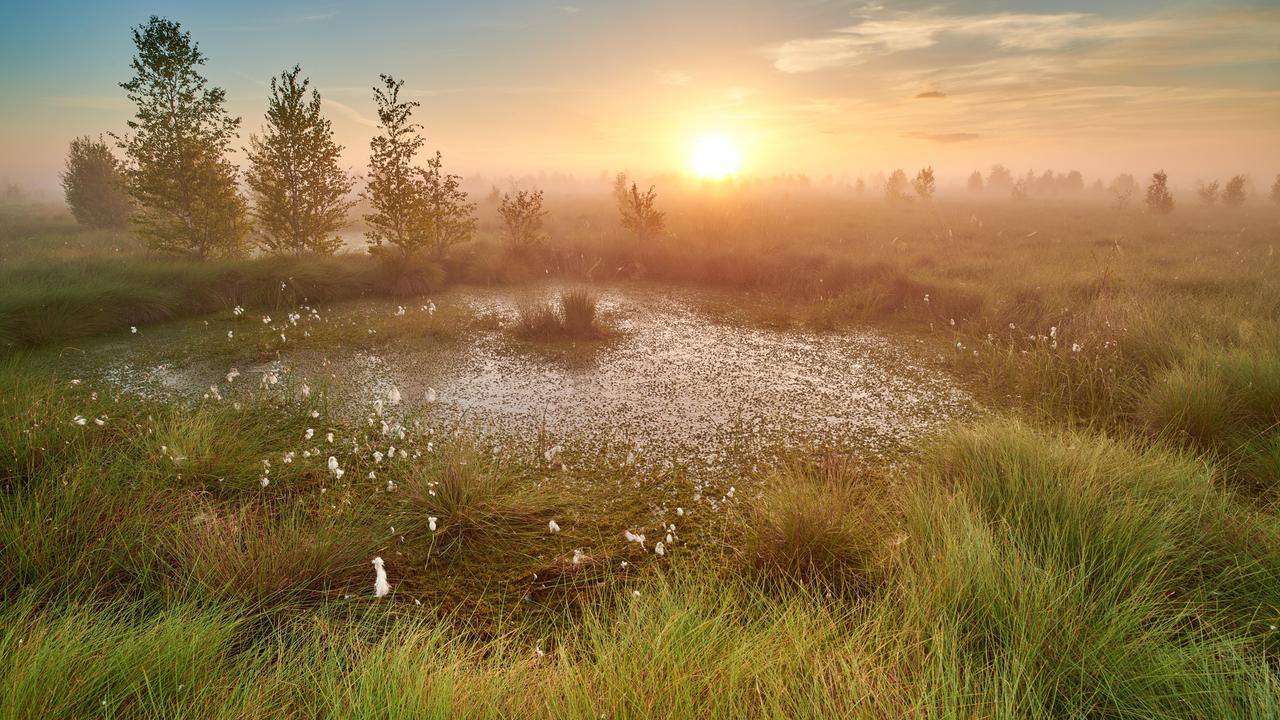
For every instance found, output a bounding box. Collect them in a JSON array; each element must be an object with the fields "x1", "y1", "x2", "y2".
[
  {"x1": 513, "y1": 288, "x2": 608, "y2": 341},
  {"x1": 3, "y1": 198, "x2": 1280, "y2": 716}
]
